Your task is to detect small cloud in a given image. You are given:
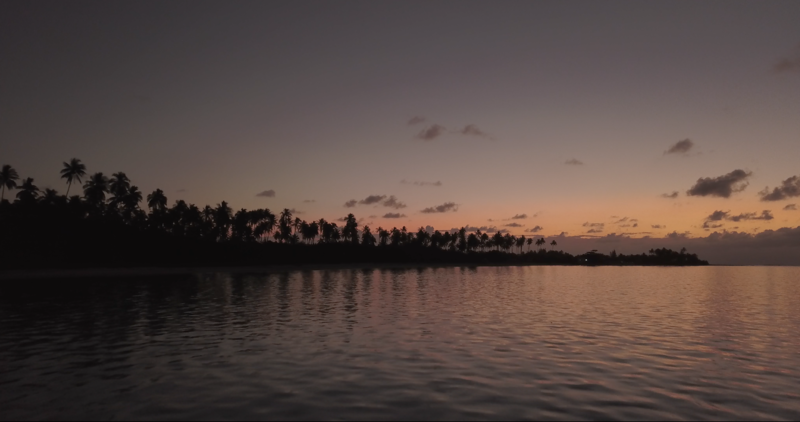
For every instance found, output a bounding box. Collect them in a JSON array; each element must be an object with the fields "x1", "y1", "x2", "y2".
[
  {"x1": 460, "y1": 124, "x2": 492, "y2": 140},
  {"x1": 583, "y1": 222, "x2": 605, "y2": 228},
  {"x1": 382, "y1": 213, "x2": 407, "y2": 219},
  {"x1": 666, "y1": 231, "x2": 691, "y2": 239},
  {"x1": 665, "y1": 138, "x2": 694, "y2": 155},
  {"x1": 651, "y1": 225, "x2": 666, "y2": 229},
  {"x1": 401, "y1": 179, "x2": 442, "y2": 187},
  {"x1": 256, "y1": 189, "x2": 276, "y2": 198},
  {"x1": 525, "y1": 226, "x2": 544, "y2": 233},
  {"x1": 565, "y1": 159, "x2": 584, "y2": 166},
  {"x1": 417, "y1": 124, "x2": 446, "y2": 141},
  {"x1": 382, "y1": 195, "x2": 407, "y2": 209},
  {"x1": 289, "y1": 208, "x2": 303, "y2": 215},
  {"x1": 344, "y1": 199, "x2": 358, "y2": 208},
  {"x1": 421, "y1": 202, "x2": 458, "y2": 213},
  {"x1": 510, "y1": 214, "x2": 527, "y2": 220},
  {"x1": 177, "y1": 188, "x2": 187, "y2": 193},
  {"x1": 686, "y1": 169, "x2": 752, "y2": 198},
  {"x1": 784, "y1": 204, "x2": 797, "y2": 211},
  {"x1": 702, "y1": 209, "x2": 774, "y2": 228},
  {"x1": 759, "y1": 175, "x2": 800, "y2": 201},
  {"x1": 661, "y1": 191, "x2": 679, "y2": 199},
  {"x1": 303, "y1": 199, "x2": 316, "y2": 203},
  {"x1": 774, "y1": 44, "x2": 800, "y2": 73},
  {"x1": 587, "y1": 228, "x2": 603, "y2": 234},
  {"x1": 359, "y1": 195, "x2": 387, "y2": 205},
  {"x1": 407, "y1": 116, "x2": 426, "y2": 125},
  {"x1": 504, "y1": 222, "x2": 524, "y2": 228}
]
